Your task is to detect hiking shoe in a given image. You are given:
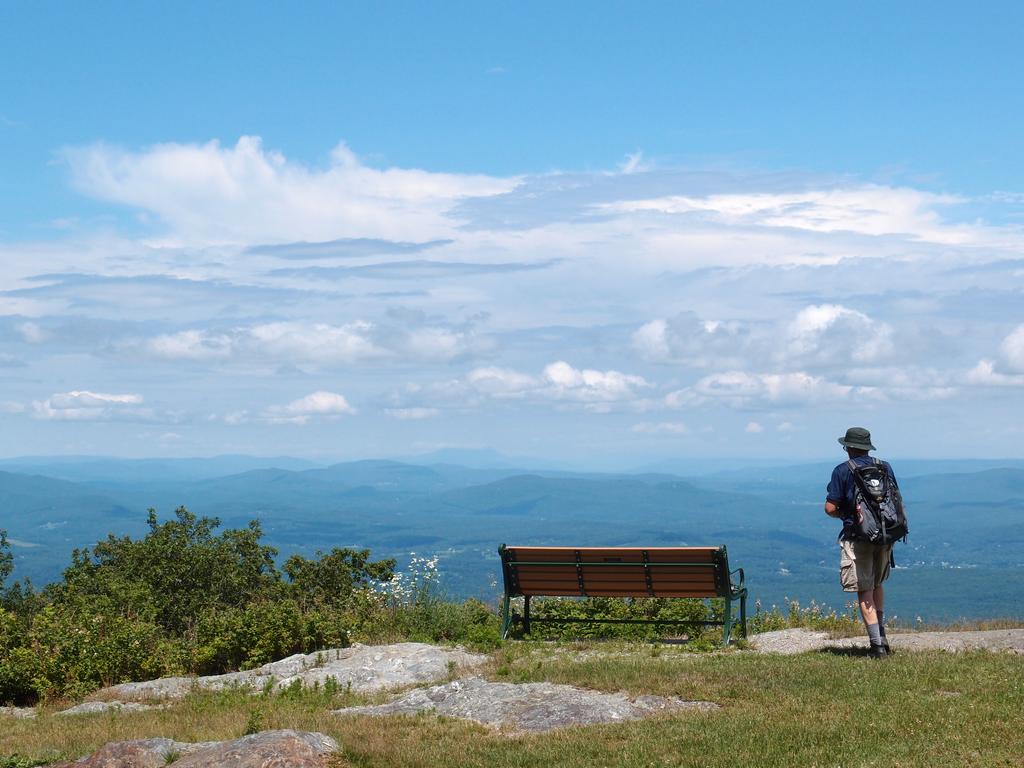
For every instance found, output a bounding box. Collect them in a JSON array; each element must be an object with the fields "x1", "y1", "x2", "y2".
[
  {"x1": 882, "y1": 639, "x2": 893, "y2": 655},
  {"x1": 868, "y1": 643, "x2": 889, "y2": 659}
]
